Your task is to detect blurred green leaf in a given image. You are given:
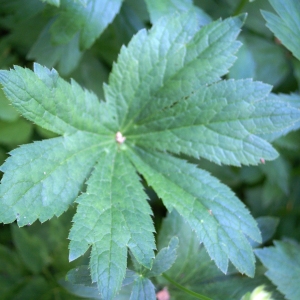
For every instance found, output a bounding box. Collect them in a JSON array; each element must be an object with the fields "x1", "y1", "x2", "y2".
[
  {"x1": 229, "y1": 34, "x2": 289, "y2": 86},
  {"x1": 40, "y1": 0, "x2": 60, "y2": 6},
  {"x1": 249, "y1": 216, "x2": 279, "y2": 248},
  {"x1": 262, "y1": 0, "x2": 300, "y2": 61},
  {"x1": 255, "y1": 240, "x2": 300, "y2": 300},
  {"x1": 11, "y1": 224, "x2": 51, "y2": 274},
  {"x1": 0, "y1": 119, "x2": 32, "y2": 146},
  {"x1": 50, "y1": 0, "x2": 124, "y2": 50},
  {"x1": 28, "y1": 23, "x2": 83, "y2": 76},
  {"x1": 144, "y1": 0, "x2": 211, "y2": 25},
  {"x1": 0, "y1": 88, "x2": 19, "y2": 122}
]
